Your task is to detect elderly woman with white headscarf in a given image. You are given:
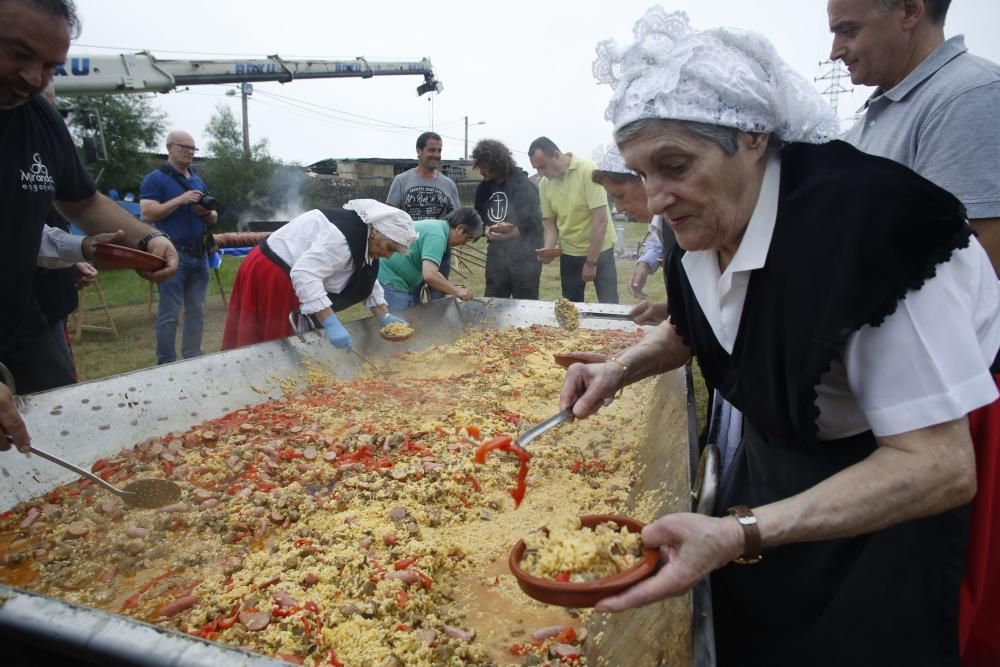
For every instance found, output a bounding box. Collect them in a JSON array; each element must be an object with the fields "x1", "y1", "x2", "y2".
[
  {"x1": 562, "y1": 8, "x2": 1000, "y2": 665},
  {"x1": 222, "y1": 199, "x2": 416, "y2": 352}
]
